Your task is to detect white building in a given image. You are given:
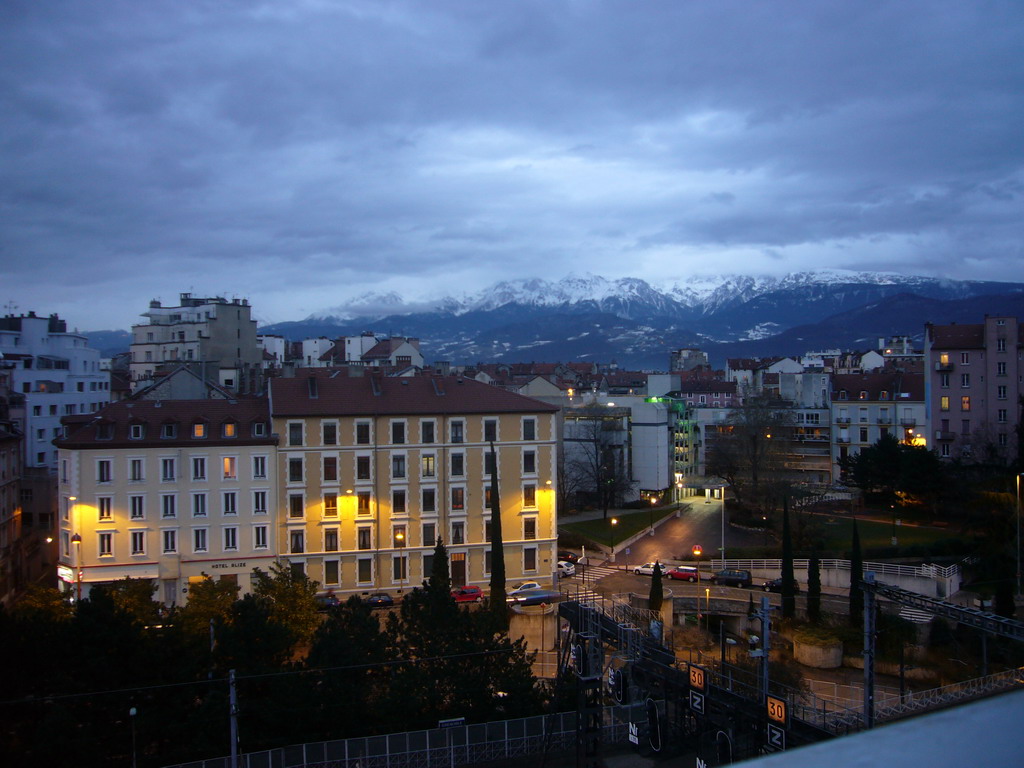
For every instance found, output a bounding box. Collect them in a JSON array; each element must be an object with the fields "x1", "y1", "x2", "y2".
[{"x1": 0, "y1": 312, "x2": 109, "y2": 468}]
